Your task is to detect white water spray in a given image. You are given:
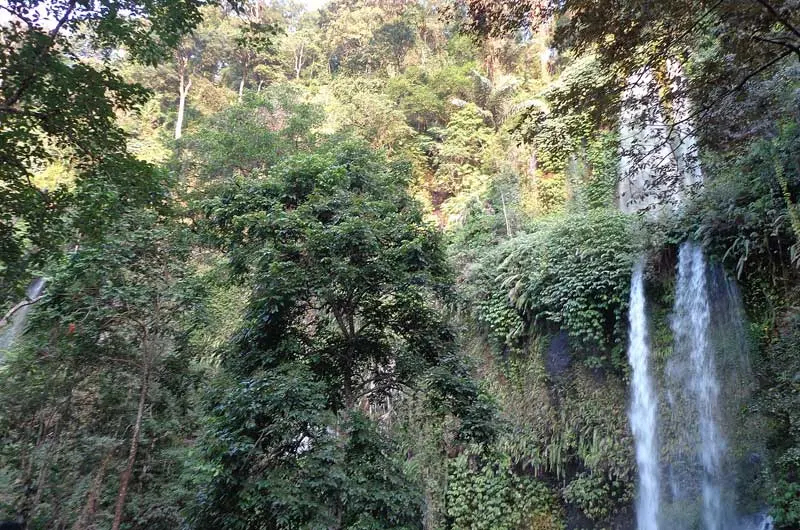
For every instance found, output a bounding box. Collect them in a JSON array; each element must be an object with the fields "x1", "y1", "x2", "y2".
[
  {"x1": 672, "y1": 242, "x2": 724, "y2": 530},
  {"x1": 627, "y1": 260, "x2": 660, "y2": 530}
]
